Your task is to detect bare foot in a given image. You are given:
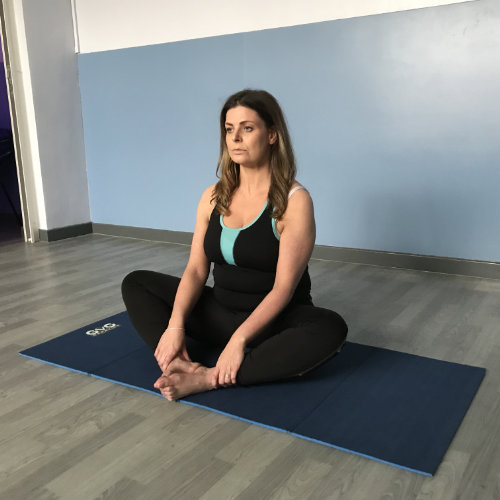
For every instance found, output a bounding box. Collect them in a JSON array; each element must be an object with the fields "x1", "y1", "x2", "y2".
[
  {"x1": 165, "y1": 357, "x2": 202, "y2": 375},
  {"x1": 154, "y1": 366, "x2": 218, "y2": 401}
]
